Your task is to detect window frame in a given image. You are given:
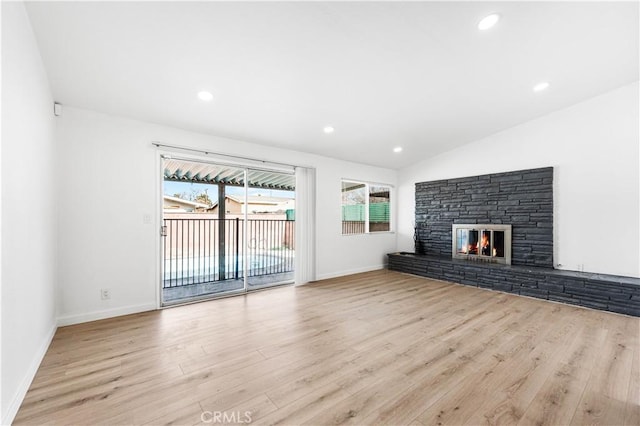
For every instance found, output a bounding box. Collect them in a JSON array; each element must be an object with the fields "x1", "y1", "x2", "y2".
[{"x1": 340, "y1": 179, "x2": 393, "y2": 235}]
